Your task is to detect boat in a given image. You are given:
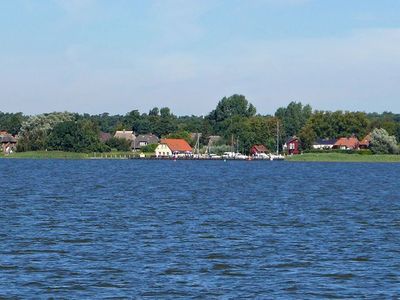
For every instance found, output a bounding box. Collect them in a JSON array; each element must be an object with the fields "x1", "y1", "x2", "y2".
[{"x1": 270, "y1": 120, "x2": 285, "y2": 161}]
